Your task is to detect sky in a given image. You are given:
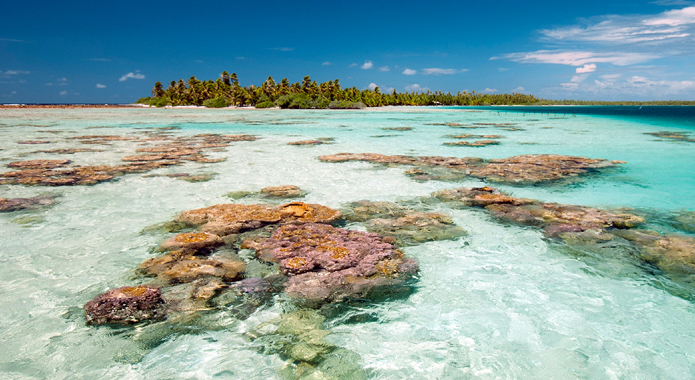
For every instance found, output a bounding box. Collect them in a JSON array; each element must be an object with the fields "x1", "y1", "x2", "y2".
[{"x1": 1, "y1": 0, "x2": 695, "y2": 103}]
